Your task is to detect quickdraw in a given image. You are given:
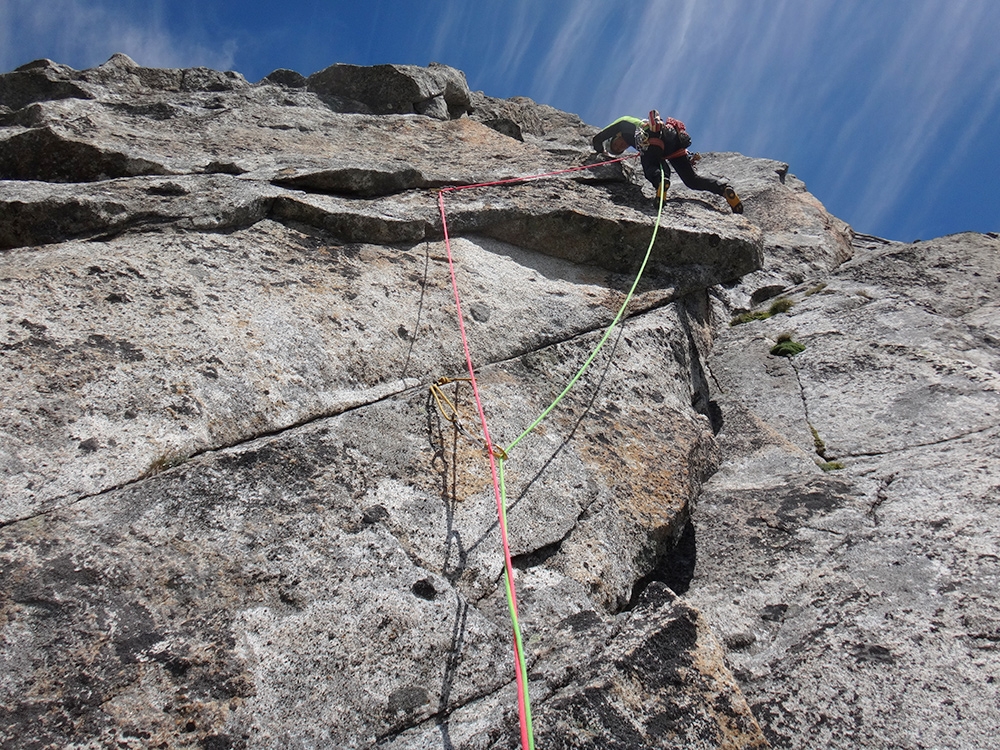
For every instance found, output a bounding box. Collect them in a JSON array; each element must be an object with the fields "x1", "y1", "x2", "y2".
[{"x1": 430, "y1": 377, "x2": 509, "y2": 460}]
